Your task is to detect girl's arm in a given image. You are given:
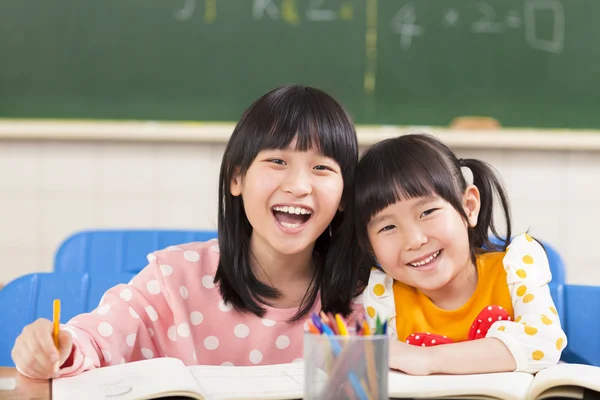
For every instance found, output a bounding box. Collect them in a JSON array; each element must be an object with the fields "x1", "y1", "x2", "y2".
[
  {"x1": 57, "y1": 253, "x2": 175, "y2": 377},
  {"x1": 484, "y1": 233, "x2": 567, "y2": 373}
]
